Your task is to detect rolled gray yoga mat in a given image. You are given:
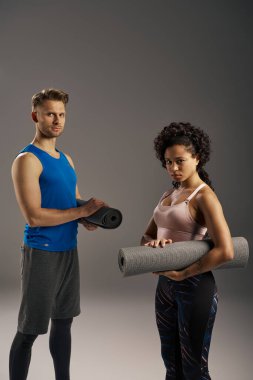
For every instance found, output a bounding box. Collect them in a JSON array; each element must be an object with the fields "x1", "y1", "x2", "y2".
[
  {"x1": 118, "y1": 237, "x2": 249, "y2": 277},
  {"x1": 76, "y1": 199, "x2": 122, "y2": 229}
]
